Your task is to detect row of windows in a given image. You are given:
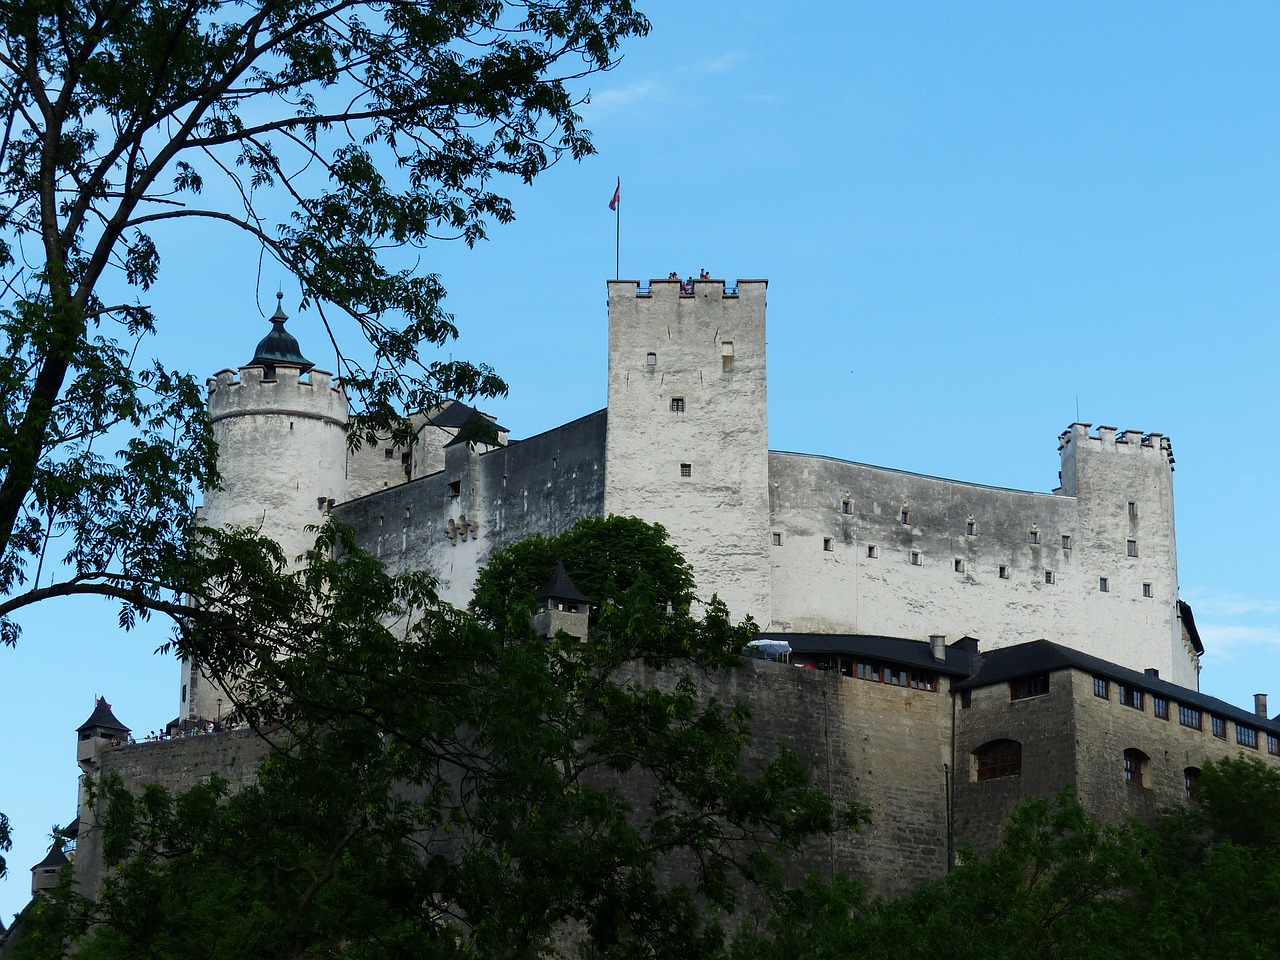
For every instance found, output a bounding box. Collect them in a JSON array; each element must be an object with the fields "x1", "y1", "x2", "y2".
[
  {"x1": 802, "y1": 656, "x2": 938, "y2": 692},
  {"x1": 974, "y1": 740, "x2": 1197, "y2": 799},
  {"x1": 777, "y1": 535, "x2": 1157, "y2": 596},
  {"x1": 1092, "y1": 676, "x2": 1280, "y2": 754},
  {"x1": 881, "y1": 504, "x2": 1140, "y2": 533}
]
